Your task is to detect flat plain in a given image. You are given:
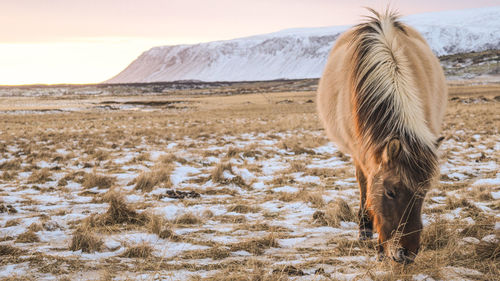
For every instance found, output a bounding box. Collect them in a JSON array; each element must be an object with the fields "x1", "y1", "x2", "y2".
[{"x1": 0, "y1": 80, "x2": 499, "y2": 280}]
